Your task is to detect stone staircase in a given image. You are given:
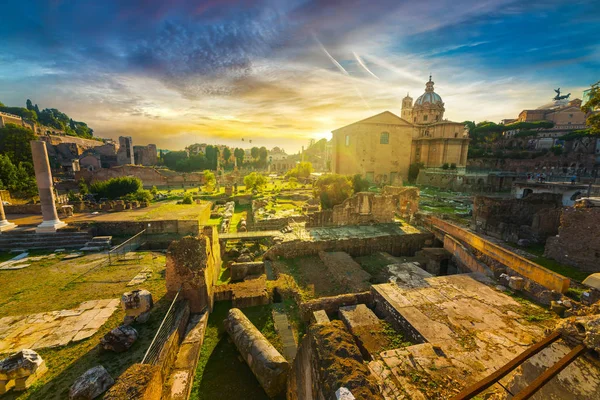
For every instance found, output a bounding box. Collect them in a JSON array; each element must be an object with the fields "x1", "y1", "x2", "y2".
[{"x1": 0, "y1": 229, "x2": 93, "y2": 251}]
